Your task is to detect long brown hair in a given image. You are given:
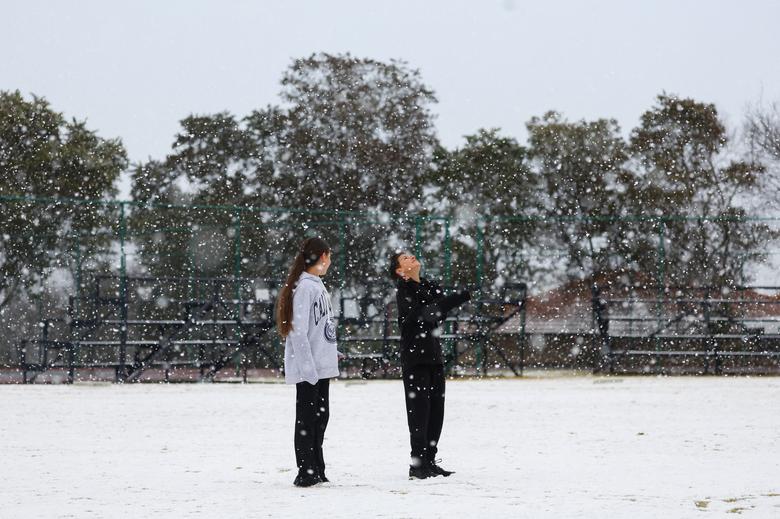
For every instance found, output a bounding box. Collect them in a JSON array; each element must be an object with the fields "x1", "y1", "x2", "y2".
[{"x1": 276, "y1": 237, "x2": 331, "y2": 338}]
